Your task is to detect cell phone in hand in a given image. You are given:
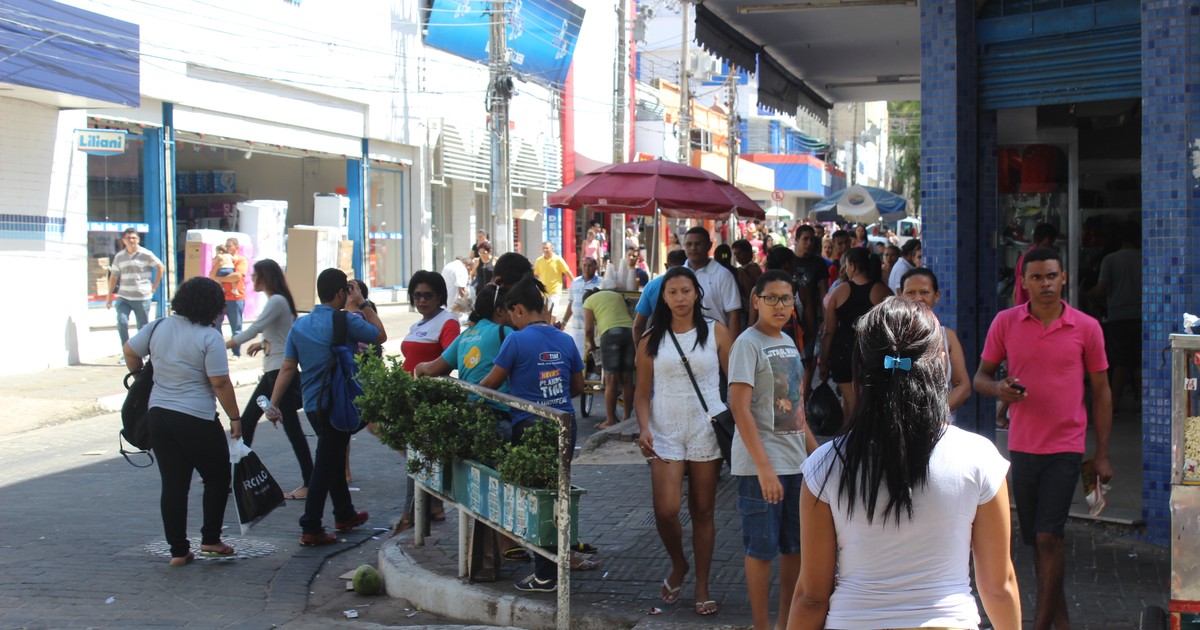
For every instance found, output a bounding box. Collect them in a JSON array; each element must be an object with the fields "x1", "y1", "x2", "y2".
[{"x1": 1011, "y1": 383, "x2": 1027, "y2": 394}]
